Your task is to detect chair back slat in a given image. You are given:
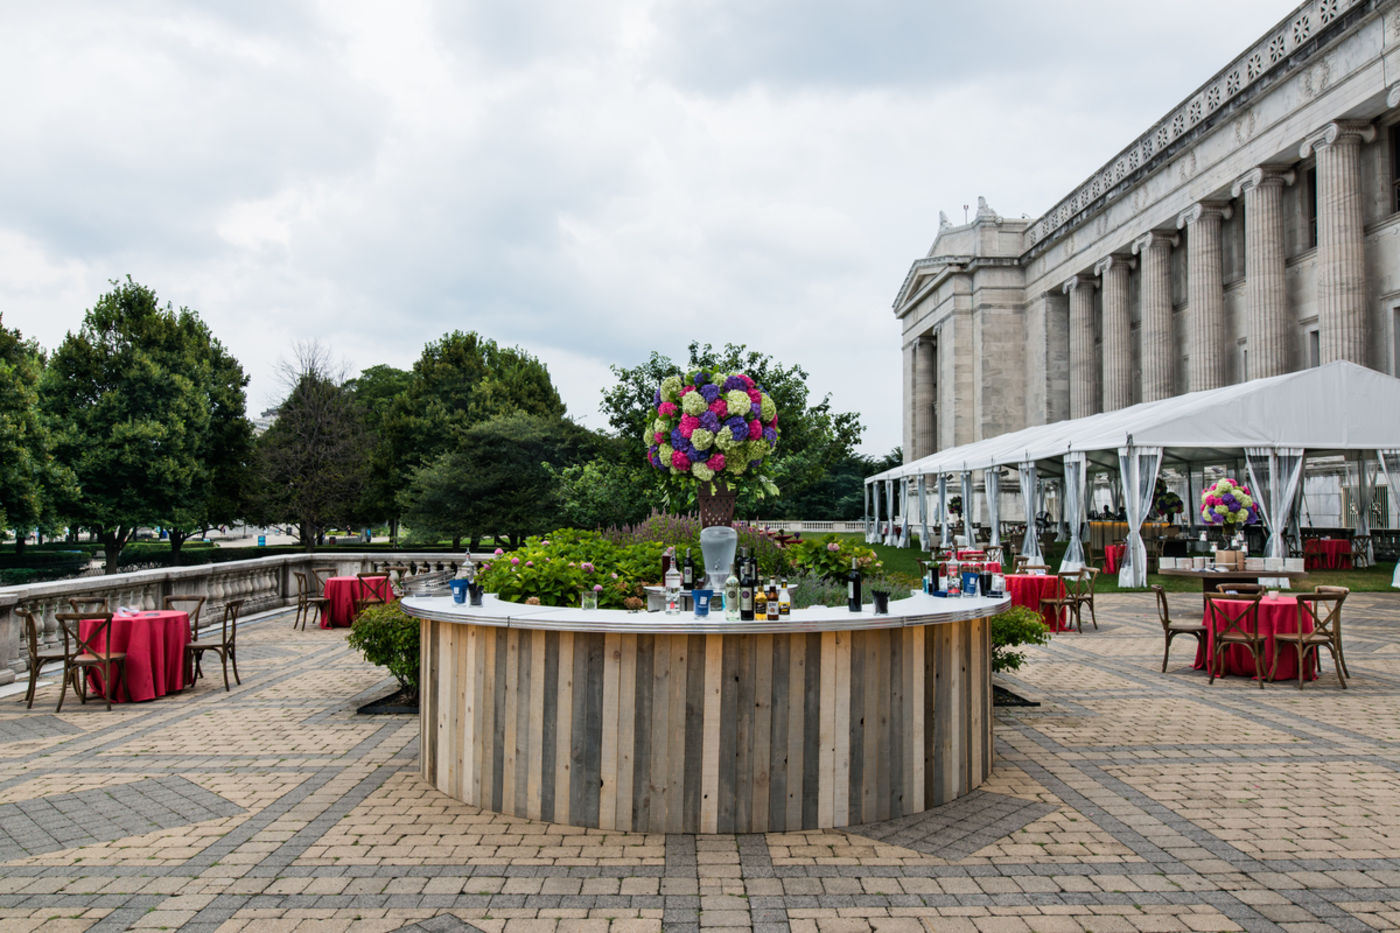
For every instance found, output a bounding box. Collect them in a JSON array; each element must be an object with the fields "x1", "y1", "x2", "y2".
[
  {"x1": 222, "y1": 600, "x2": 244, "y2": 647},
  {"x1": 357, "y1": 573, "x2": 392, "y2": 604},
  {"x1": 165, "y1": 595, "x2": 206, "y2": 636},
  {"x1": 1203, "y1": 592, "x2": 1262, "y2": 640},
  {"x1": 55, "y1": 611, "x2": 115, "y2": 658},
  {"x1": 1151, "y1": 585, "x2": 1172, "y2": 630},
  {"x1": 1295, "y1": 592, "x2": 1344, "y2": 640}
]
